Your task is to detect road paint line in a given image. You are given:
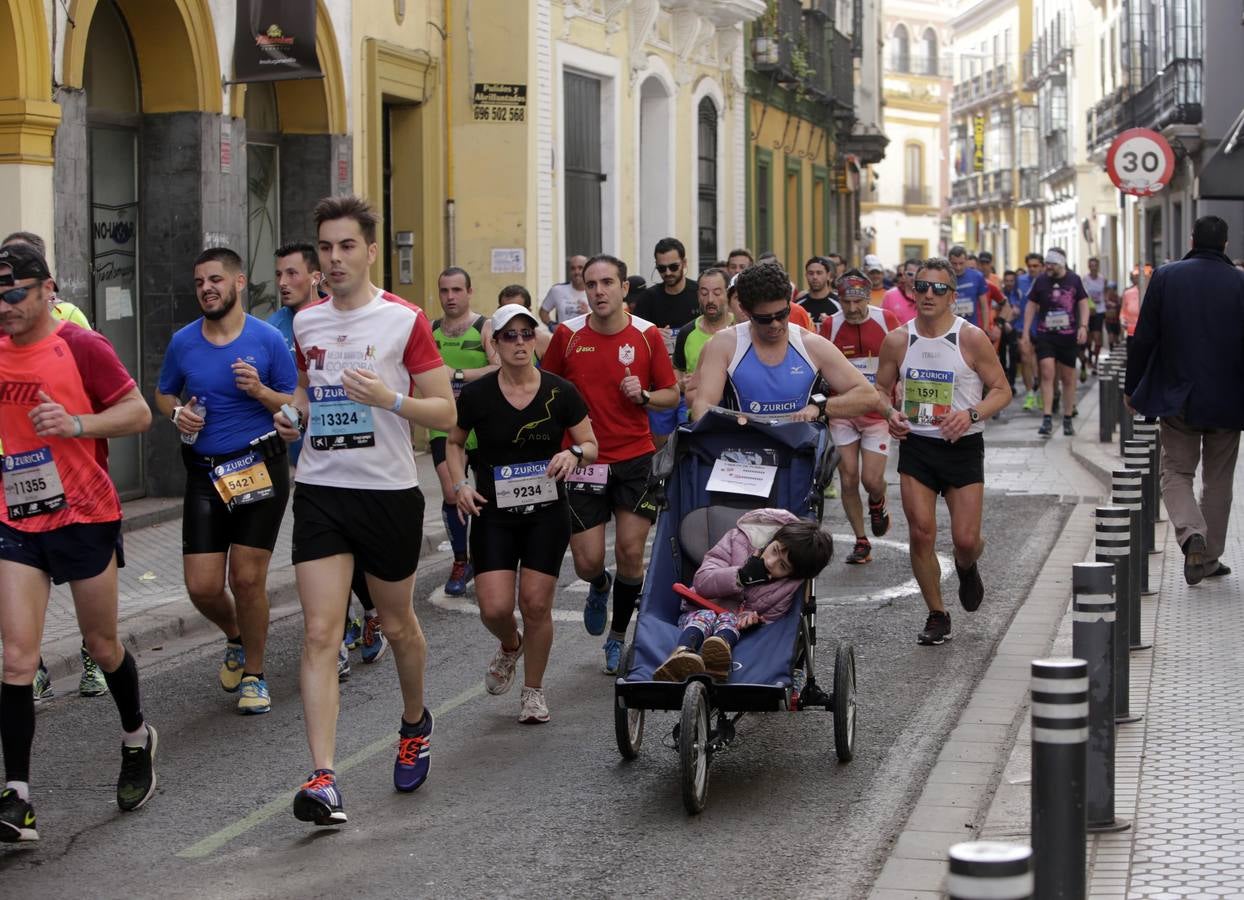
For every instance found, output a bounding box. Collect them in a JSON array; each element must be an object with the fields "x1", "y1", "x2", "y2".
[{"x1": 175, "y1": 681, "x2": 486, "y2": 859}]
